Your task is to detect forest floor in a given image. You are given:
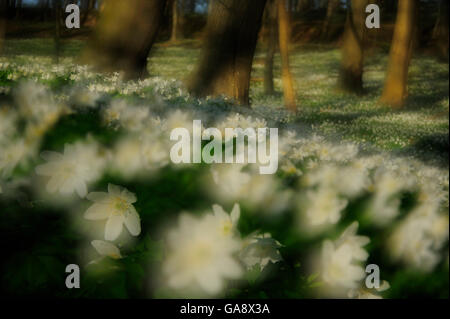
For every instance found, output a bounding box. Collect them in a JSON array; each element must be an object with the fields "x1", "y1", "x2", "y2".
[{"x1": 2, "y1": 38, "x2": 448, "y2": 167}]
